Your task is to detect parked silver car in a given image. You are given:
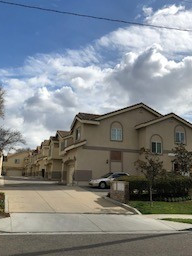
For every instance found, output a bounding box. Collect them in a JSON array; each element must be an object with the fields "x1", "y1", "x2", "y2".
[{"x1": 89, "y1": 172, "x2": 129, "y2": 189}]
